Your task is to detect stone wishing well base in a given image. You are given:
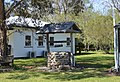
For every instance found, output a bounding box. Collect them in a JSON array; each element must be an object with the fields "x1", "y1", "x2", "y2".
[{"x1": 47, "y1": 51, "x2": 75, "y2": 70}]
